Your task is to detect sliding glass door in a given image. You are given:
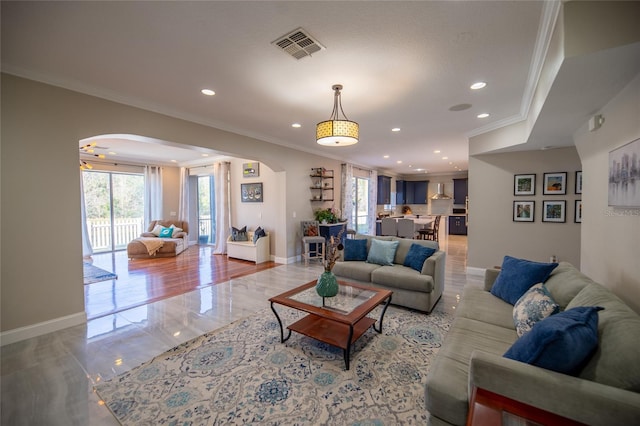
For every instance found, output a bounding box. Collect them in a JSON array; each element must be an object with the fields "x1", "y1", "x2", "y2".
[
  {"x1": 352, "y1": 177, "x2": 370, "y2": 234},
  {"x1": 197, "y1": 175, "x2": 216, "y2": 244},
  {"x1": 83, "y1": 171, "x2": 144, "y2": 252}
]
